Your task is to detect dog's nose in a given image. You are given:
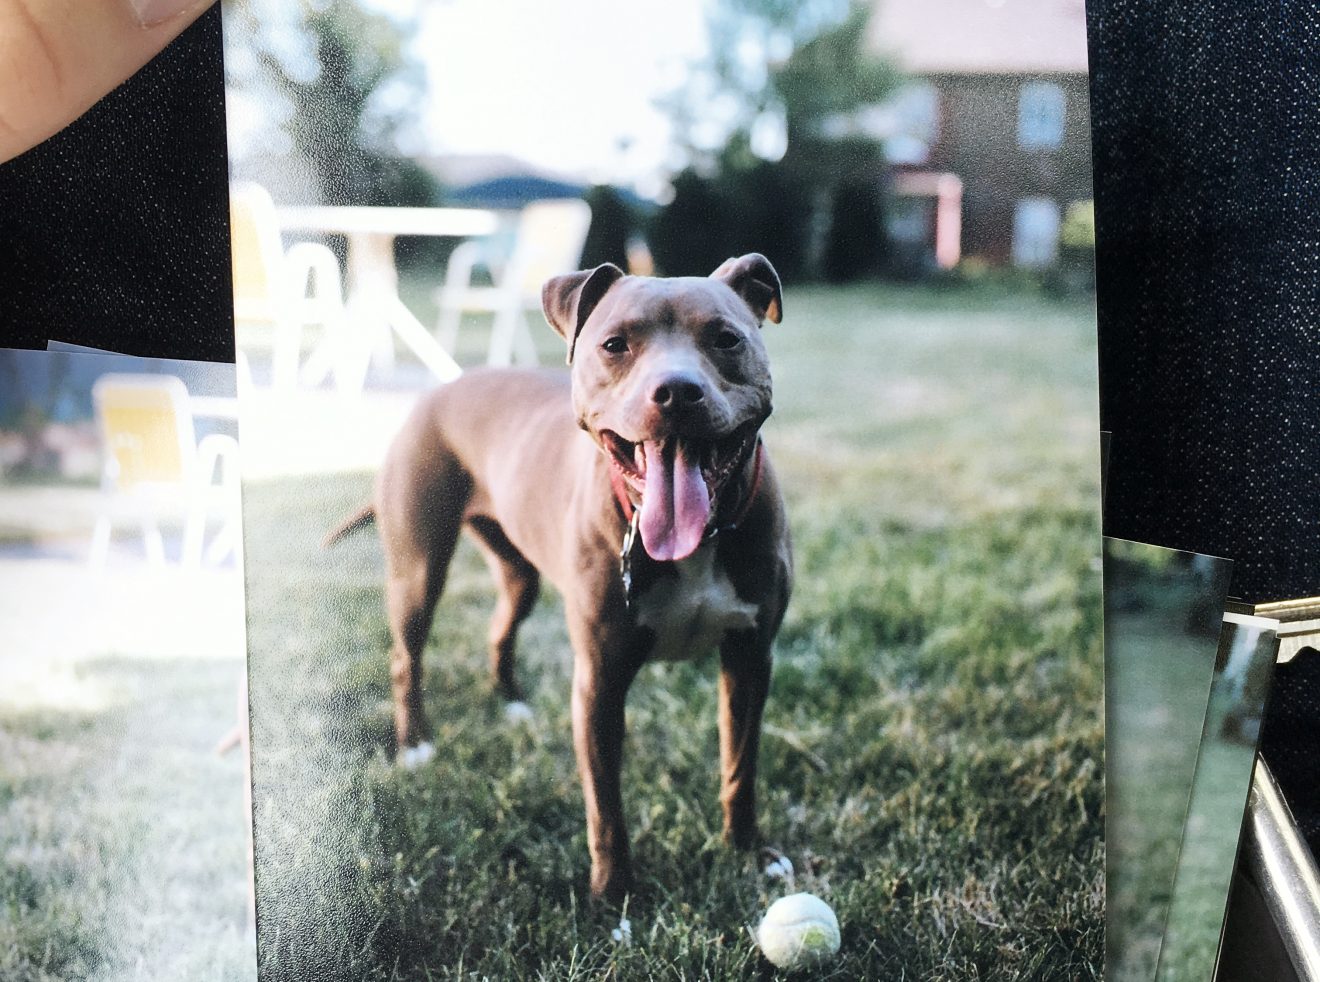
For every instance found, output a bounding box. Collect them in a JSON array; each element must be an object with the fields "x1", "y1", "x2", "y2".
[{"x1": 651, "y1": 374, "x2": 706, "y2": 410}]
